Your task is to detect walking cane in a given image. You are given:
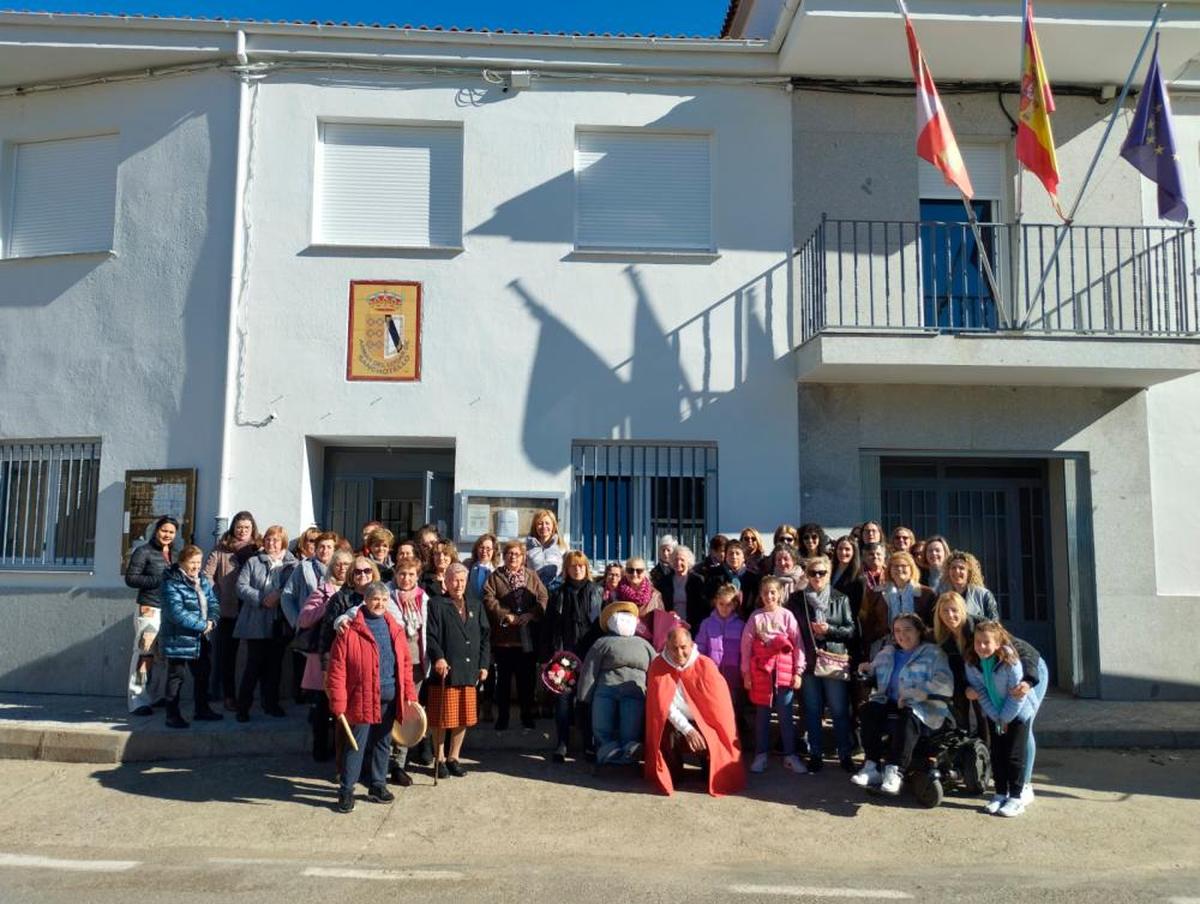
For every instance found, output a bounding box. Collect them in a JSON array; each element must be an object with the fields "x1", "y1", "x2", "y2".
[
  {"x1": 434, "y1": 668, "x2": 449, "y2": 787},
  {"x1": 336, "y1": 713, "x2": 358, "y2": 752}
]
